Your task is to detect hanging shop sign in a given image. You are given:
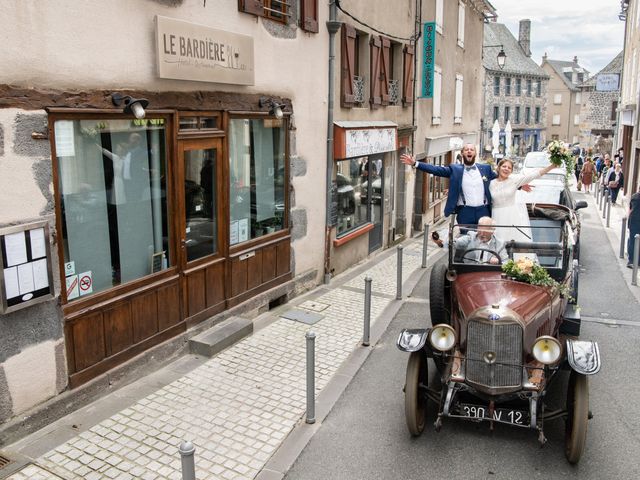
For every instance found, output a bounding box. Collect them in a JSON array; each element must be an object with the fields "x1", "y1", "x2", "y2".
[
  {"x1": 421, "y1": 22, "x2": 436, "y2": 98},
  {"x1": 595, "y1": 73, "x2": 620, "y2": 92},
  {"x1": 155, "y1": 15, "x2": 255, "y2": 85},
  {"x1": 333, "y1": 121, "x2": 398, "y2": 159}
]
